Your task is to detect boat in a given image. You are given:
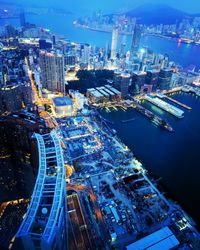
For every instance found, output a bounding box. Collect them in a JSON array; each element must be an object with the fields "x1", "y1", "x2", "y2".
[
  {"x1": 121, "y1": 118, "x2": 136, "y2": 123},
  {"x1": 151, "y1": 118, "x2": 160, "y2": 126},
  {"x1": 102, "y1": 118, "x2": 114, "y2": 125},
  {"x1": 105, "y1": 107, "x2": 111, "y2": 113},
  {"x1": 151, "y1": 116, "x2": 174, "y2": 132}
]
